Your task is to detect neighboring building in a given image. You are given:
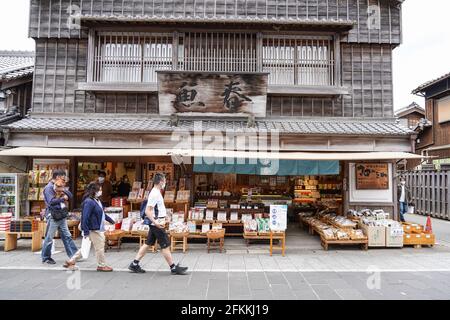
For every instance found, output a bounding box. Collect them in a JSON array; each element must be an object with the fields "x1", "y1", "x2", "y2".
[
  {"x1": 0, "y1": 0, "x2": 416, "y2": 219},
  {"x1": 0, "y1": 51, "x2": 34, "y2": 124},
  {"x1": 395, "y1": 102, "x2": 425, "y2": 130},
  {"x1": 409, "y1": 72, "x2": 450, "y2": 169}
]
